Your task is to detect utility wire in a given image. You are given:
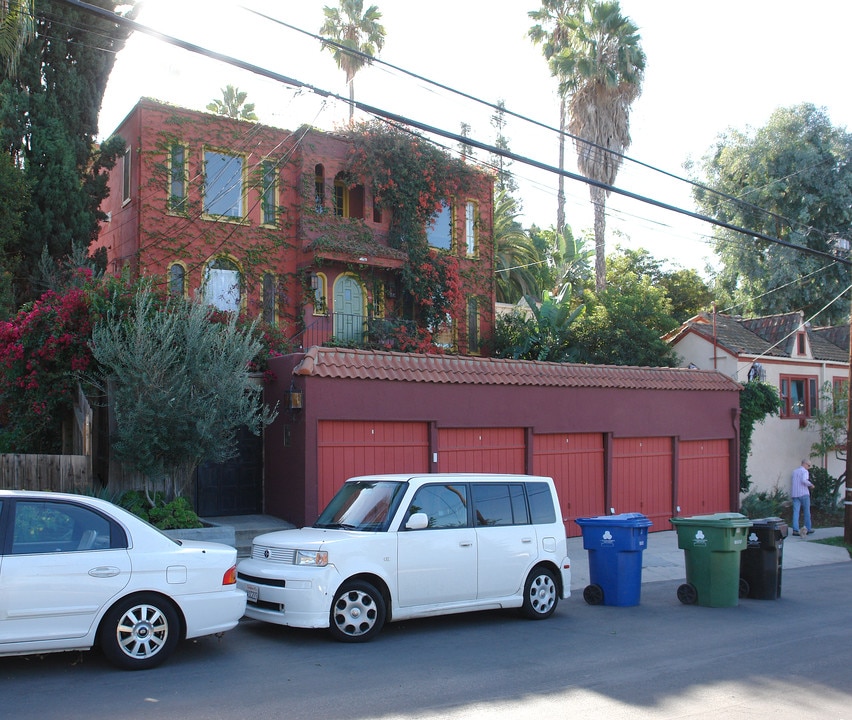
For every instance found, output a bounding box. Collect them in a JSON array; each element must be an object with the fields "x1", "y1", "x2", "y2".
[
  {"x1": 245, "y1": 5, "x2": 840, "y2": 250},
  {"x1": 58, "y1": 0, "x2": 852, "y2": 270}
]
